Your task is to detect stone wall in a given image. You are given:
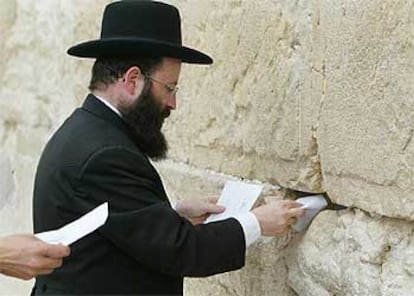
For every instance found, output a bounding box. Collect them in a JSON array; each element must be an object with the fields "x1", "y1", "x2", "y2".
[{"x1": 1, "y1": 0, "x2": 413, "y2": 295}]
